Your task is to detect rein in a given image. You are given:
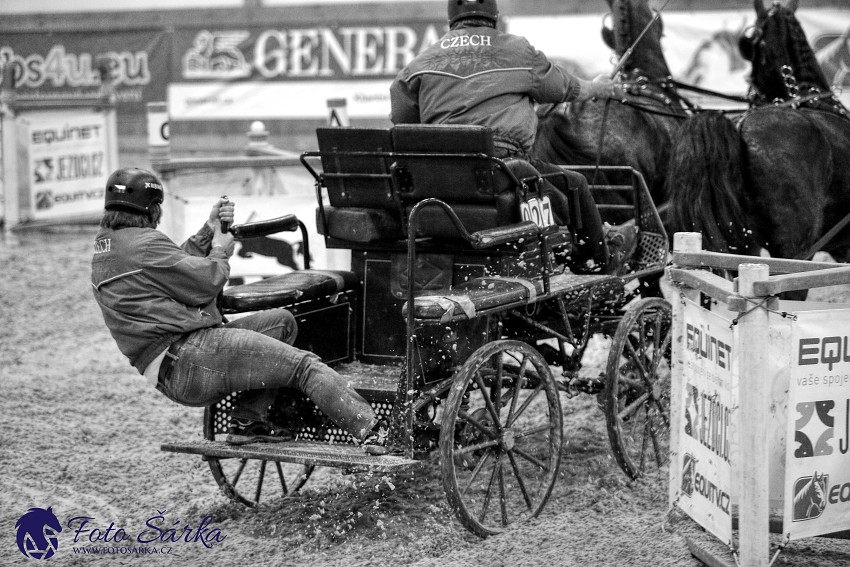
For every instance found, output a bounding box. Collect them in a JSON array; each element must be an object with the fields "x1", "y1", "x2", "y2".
[{"x1": 666, "y1": 78, "x2": 750, "y2": 104}]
